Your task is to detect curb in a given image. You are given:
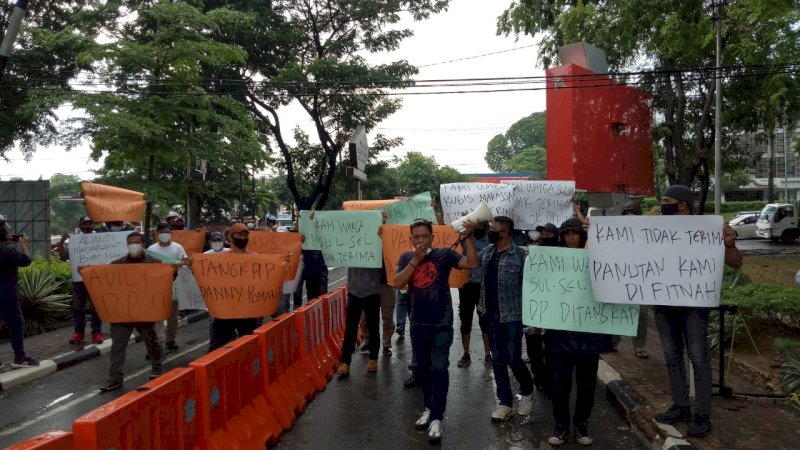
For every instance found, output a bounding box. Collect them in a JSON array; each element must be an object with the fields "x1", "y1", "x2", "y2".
[
  {"x1": 597, "y1": 359, "x2": 696, "y2": 450},
  {"x1": 0, "y1": 310, "x2": 209, "y2": 391}
]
